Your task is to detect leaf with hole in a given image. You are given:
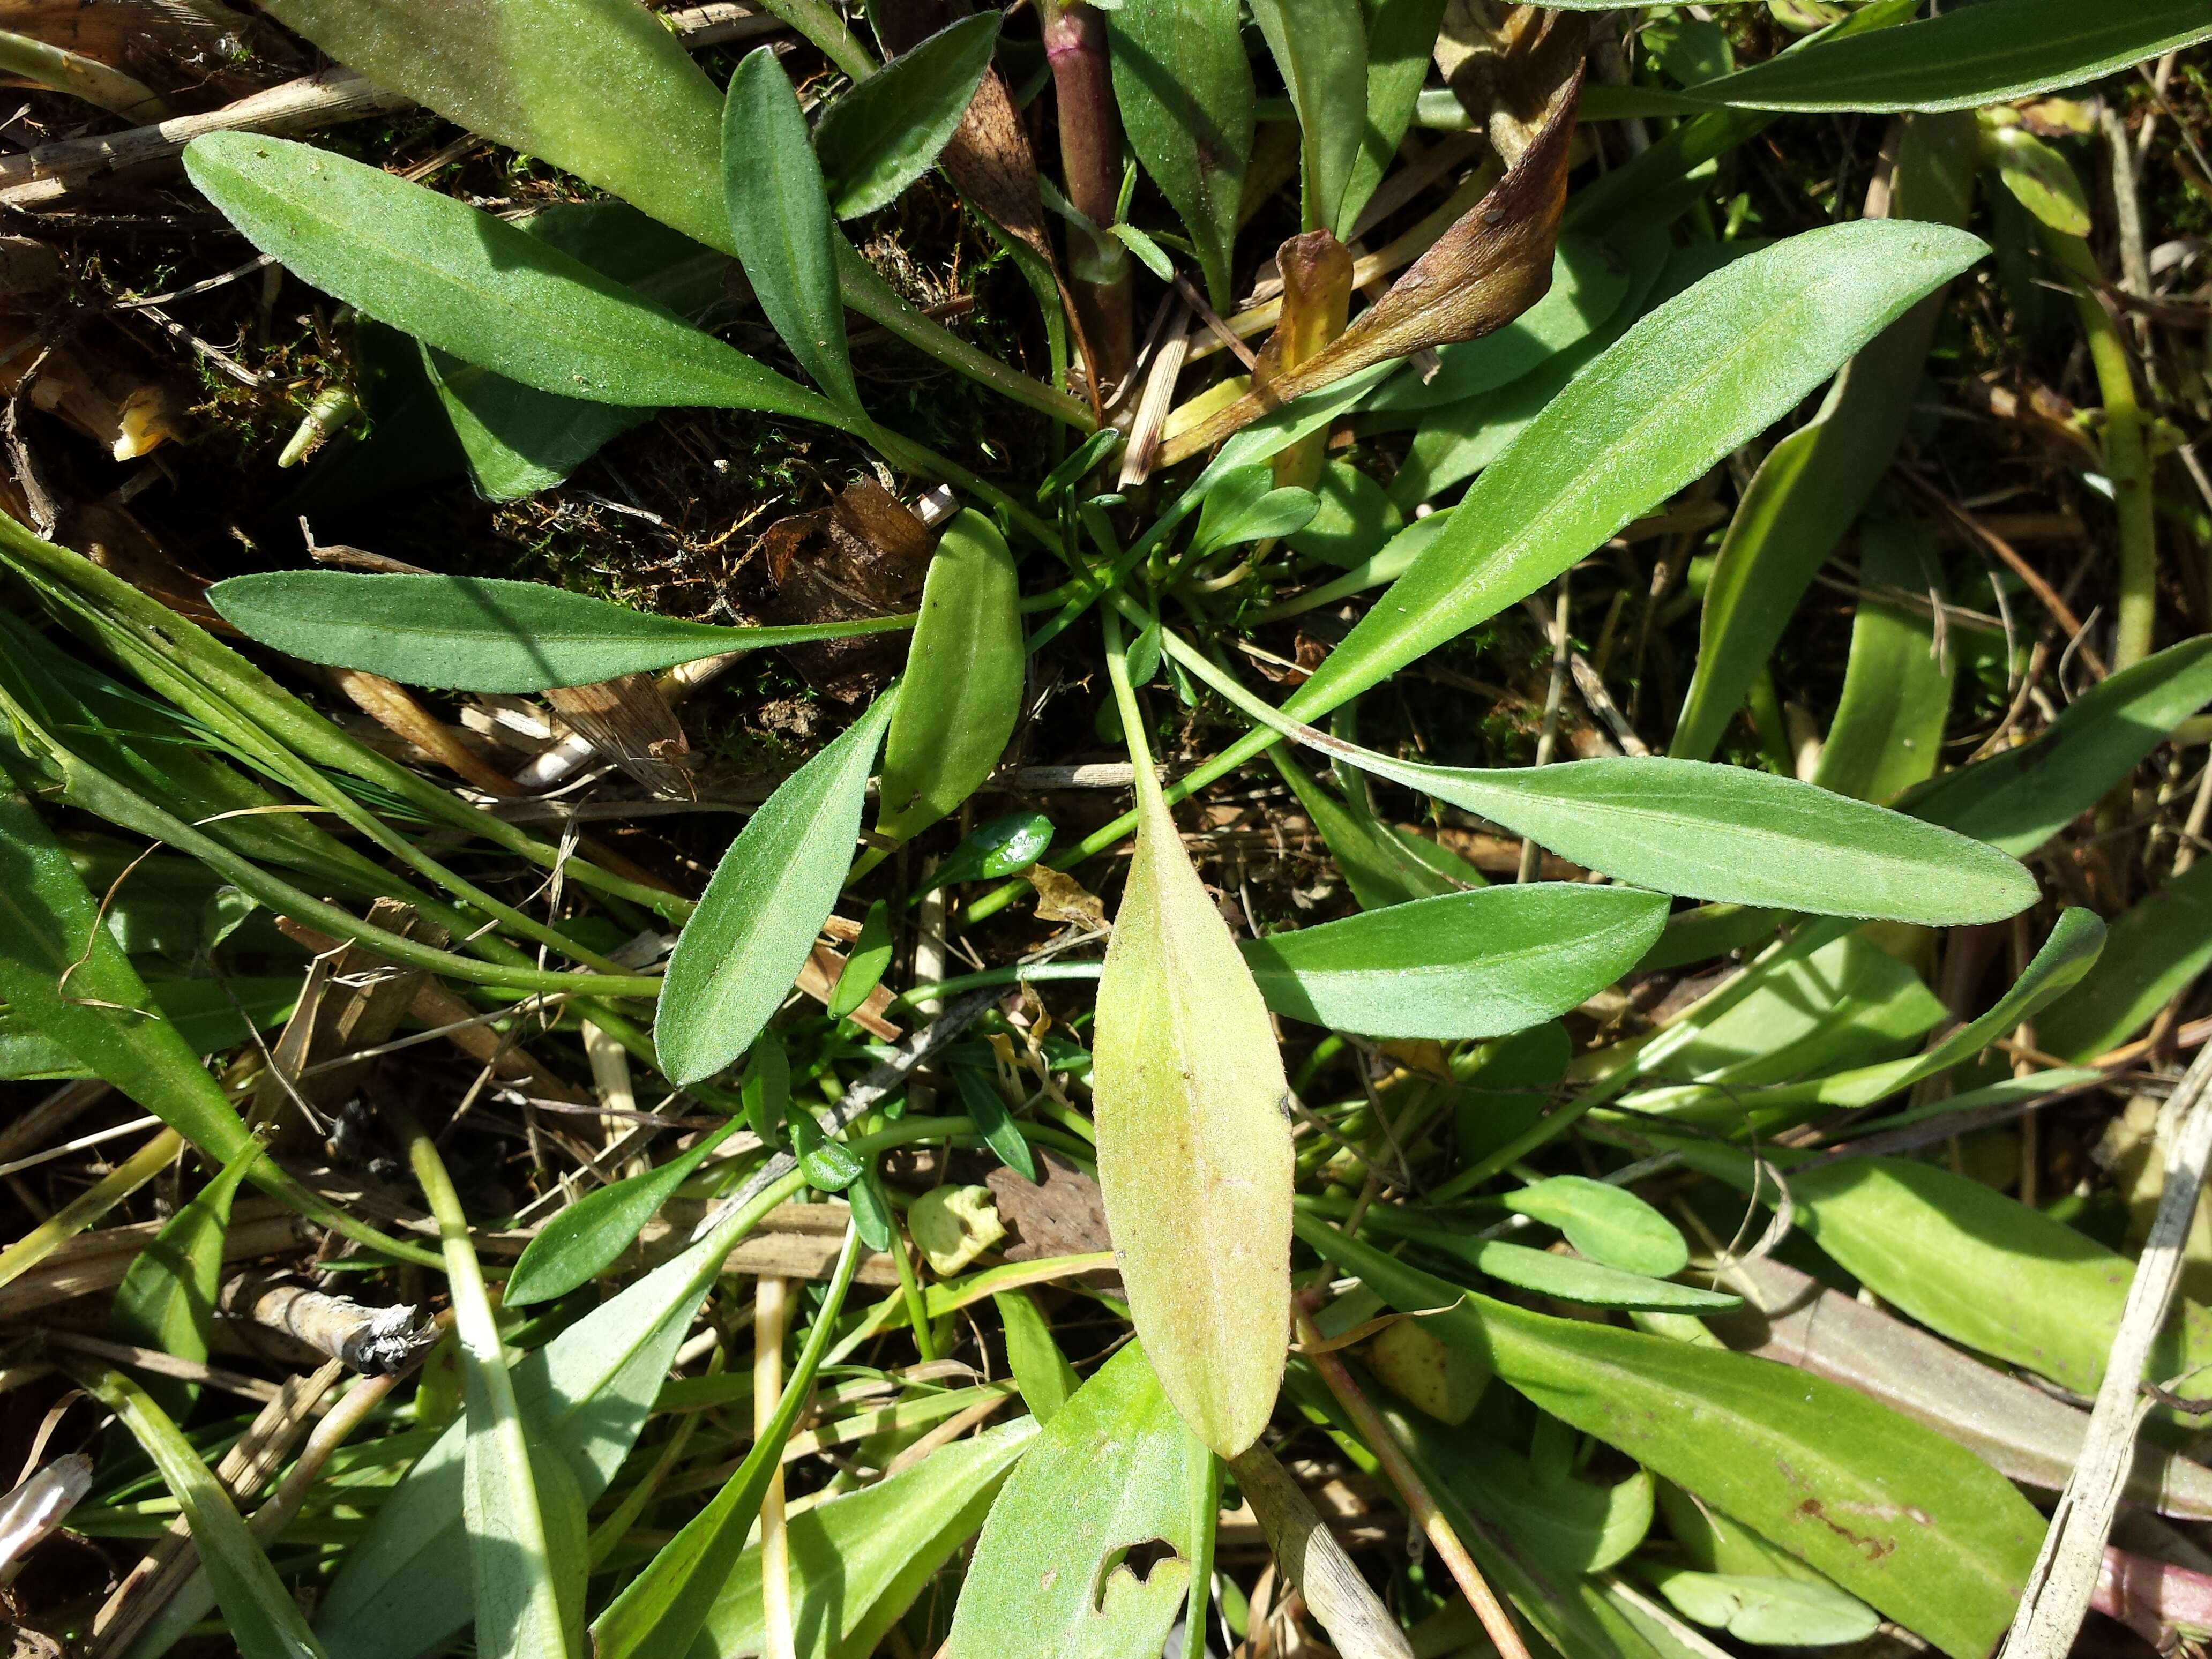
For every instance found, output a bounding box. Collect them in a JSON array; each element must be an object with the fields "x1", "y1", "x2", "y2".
[
  {"x1": 945, "y1": 1342, "x2": 1209, "y2": 1659},
  {"x1": 656, "y1": 692, "x2": 896, "y2": 1085},
  {"x1": 816, "y1": 13, "x2": 1000, "y2": 219}
]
